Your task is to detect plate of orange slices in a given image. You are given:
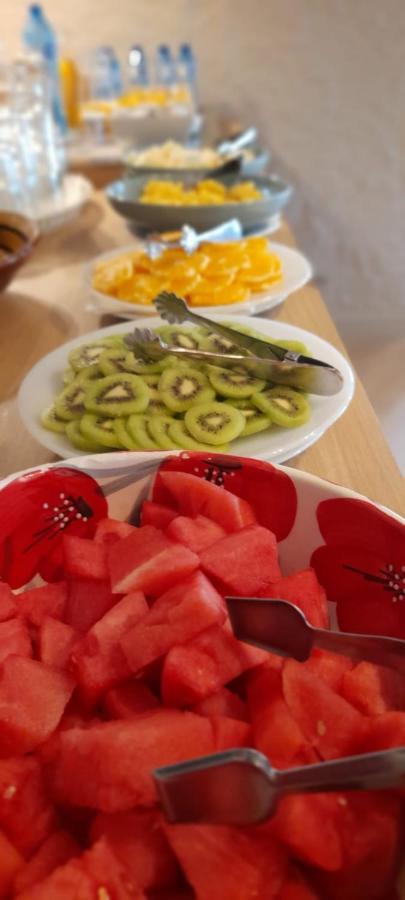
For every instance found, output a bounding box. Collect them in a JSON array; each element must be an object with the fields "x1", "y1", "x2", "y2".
[{"x1": 86, "y1": 236, "x2": 312, "y2": 318}]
